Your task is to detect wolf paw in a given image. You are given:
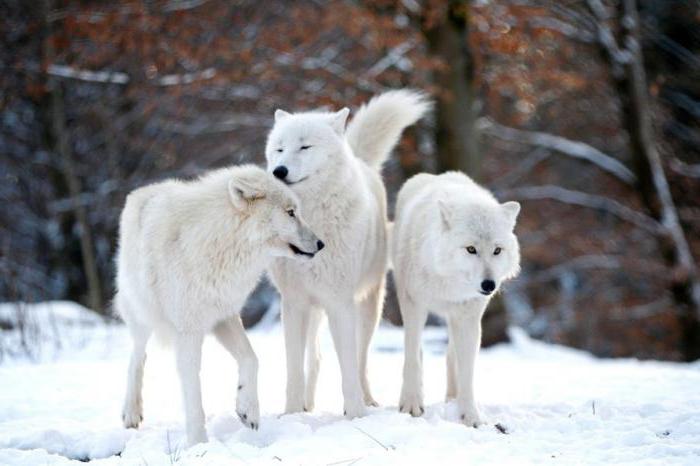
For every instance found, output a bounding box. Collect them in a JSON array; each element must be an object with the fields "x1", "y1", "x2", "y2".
[
  {"x1": 364, "y1": 394, "x2": 380, "y2": 408},
  {"x1": 186, "y1": 428, "x2": 208, "y2": 448},
  {"x1": 122, "y1": 404, "x2": 143, "y2": 429},
  {"x1": 236, "y1": 387, "x2": 260, "y2": 430},
  {"x1": 459, "y1": 405, "x2": 484, "y2": 428},
  {"x1": 399, "y1": 386, "x2": 424, "y2": 417},
  {"x1": 343, "y1": 399, "x2": 367, "y2": 419}
]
